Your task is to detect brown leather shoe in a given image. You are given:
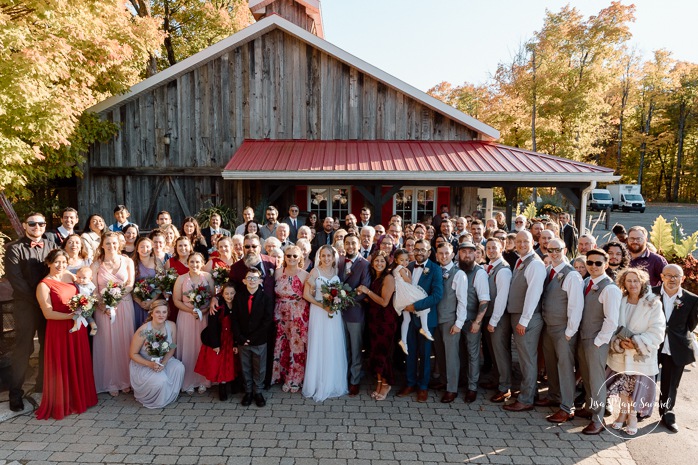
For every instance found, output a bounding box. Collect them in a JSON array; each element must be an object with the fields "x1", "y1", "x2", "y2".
[
  {"x1": 546, "y1": 409, "x2": 574, "y2": 423},
  {"x1": 348, "y1": 384, "x2": 360, "y2": 396},
  {"x1": 534, "y1": 397, "x2": 556, "y2": 407},
  {"x1": 582, "y1": 421, "x2": 604, "y2": 435},
  {"x1": 479, "y1": 381, "x2": 498, "y2": 390},
  {"x1": 441, "y1": 391, "x2": 457, "y2": 403},
  {"x1": 490, "y1": 390, "x2": 511, "y2": 403},
  {"x1": 417, "y1": 389, "x2": 428, "y2": 403},
  {"x1": 464, "y1": 390, "x2": 477, "y2": 403},
  {"x1": 503, "y1": 401, "x2": 534, "y2": 412},
  {"x1": 397, "y1": 386, "x2": 416, "y2": 397},
  {"x1": 575, "y1": 408, "x2": 593, "y2": 420}
]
